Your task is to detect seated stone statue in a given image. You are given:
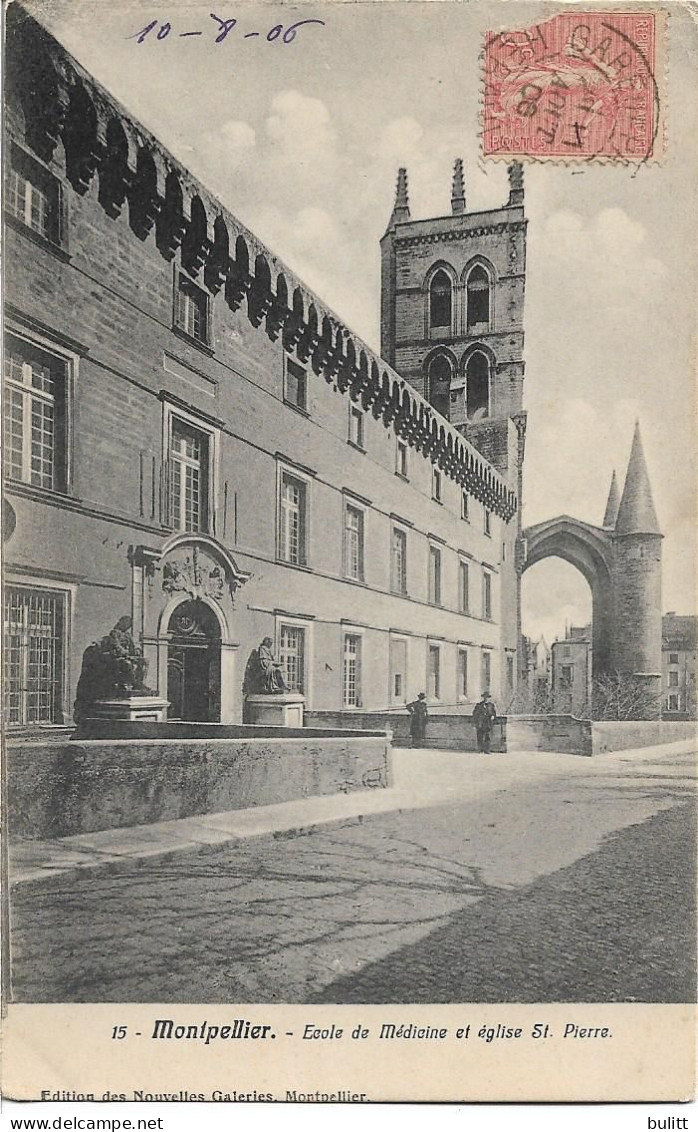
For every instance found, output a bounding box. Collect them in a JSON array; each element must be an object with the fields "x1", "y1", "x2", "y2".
[
  {"x1": 74, "y1": 616, "x2": 151, "y2": 720},
  {"x1": 254, "y1": 642, "x2": 287, "y2": 692}
]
